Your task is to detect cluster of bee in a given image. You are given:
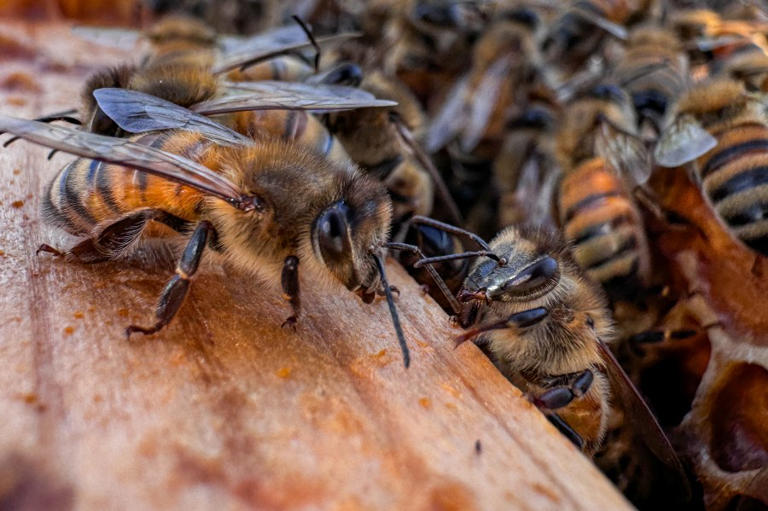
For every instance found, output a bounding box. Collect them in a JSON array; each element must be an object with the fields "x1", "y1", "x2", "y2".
[{"x1": 4, "y1": 0, "x2": 768, "y2": 506}]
